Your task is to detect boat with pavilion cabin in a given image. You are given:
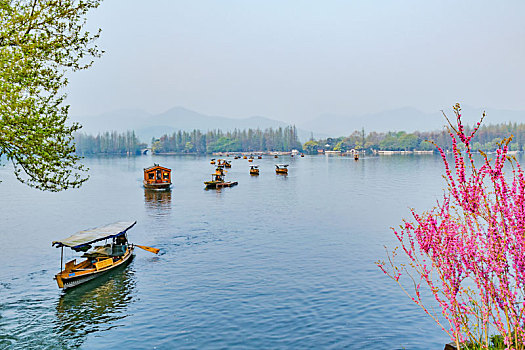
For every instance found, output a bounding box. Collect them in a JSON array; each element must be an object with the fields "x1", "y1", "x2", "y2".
[{"x1": 143, "y1": 164, "x2": 171, "y2": 190}]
